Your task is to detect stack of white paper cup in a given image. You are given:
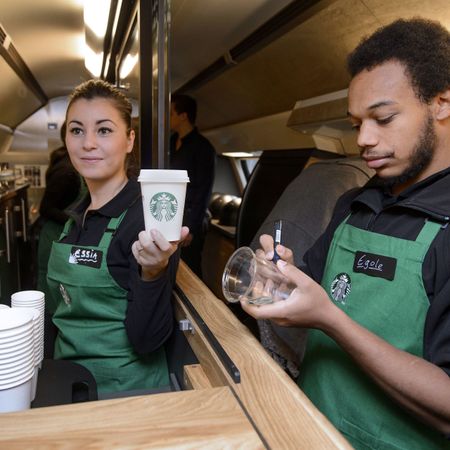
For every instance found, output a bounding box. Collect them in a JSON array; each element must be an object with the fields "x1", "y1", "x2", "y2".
[
  {"x1": 12, "y1": 307, "x2": 41, "y2": 401},
  {"x1": 138, "y1": 169, "x2": 189, "y2": 241},
  {"x1": 10, "y1": 291, "x2": 45, "y2": 396},
  {"x1": 0, "y1": 308, "x2": 36, "y2": 413}
]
